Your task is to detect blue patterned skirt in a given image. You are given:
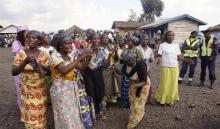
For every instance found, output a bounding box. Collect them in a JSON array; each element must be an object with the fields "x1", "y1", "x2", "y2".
[
  {"x1": 74, "y1": 70, "x2": 96, "y2": 129},
  {"x1": 121, "y1": 75, "x2": 130, "y2": 108}
]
